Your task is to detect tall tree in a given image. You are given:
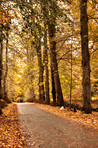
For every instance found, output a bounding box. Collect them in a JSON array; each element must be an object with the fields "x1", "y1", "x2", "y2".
[
  {"x1": 50, "y1": 62, "x2": 56, "y2": 105},
  {"x1": 26, "y1": 41, "x2": 35, "y2": 101},
  {"x1": 43, "y1": 23, "x2": 50, "y2": 104},
  {"x1": 36, "y1": 37, "x2": 45, "y2": 102},
  {"x1": 40, "y1": 1, "x2": 56, "y2": 105},
  {"x1": 0, "y1": 34, "x2": 3, "y2": 100},
  {"x1": 0, "y1": 2, "x2": 3, "y2": 99},
  {"x1": 3, "y1": 28, "x2": 9, "y2": 100},
  {"x1": 80, "y1": 0, "x2": 92, "y2": 113},
  {"x1": 48, "y1": 1, "x2": 64, "y2": 106}
]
